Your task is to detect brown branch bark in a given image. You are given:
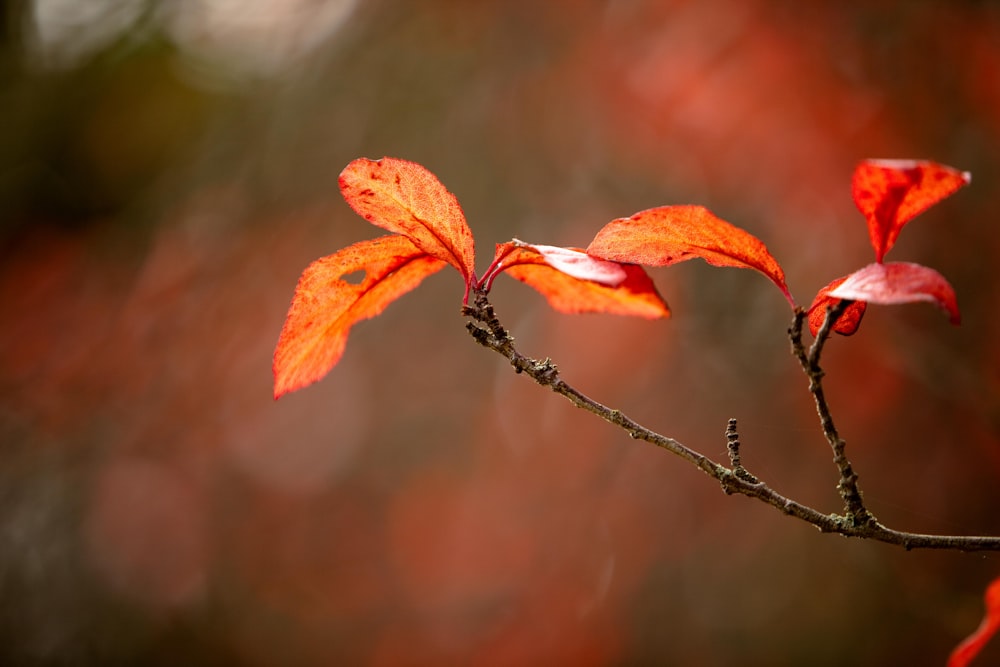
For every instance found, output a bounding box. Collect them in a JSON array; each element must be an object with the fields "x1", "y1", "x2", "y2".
[
  {"x1": 788, "y1": 303, "x2": 872, "y2": 527},
  {"x1": 462, "y1": 289, "x2": 1000, "y2": 553}
]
